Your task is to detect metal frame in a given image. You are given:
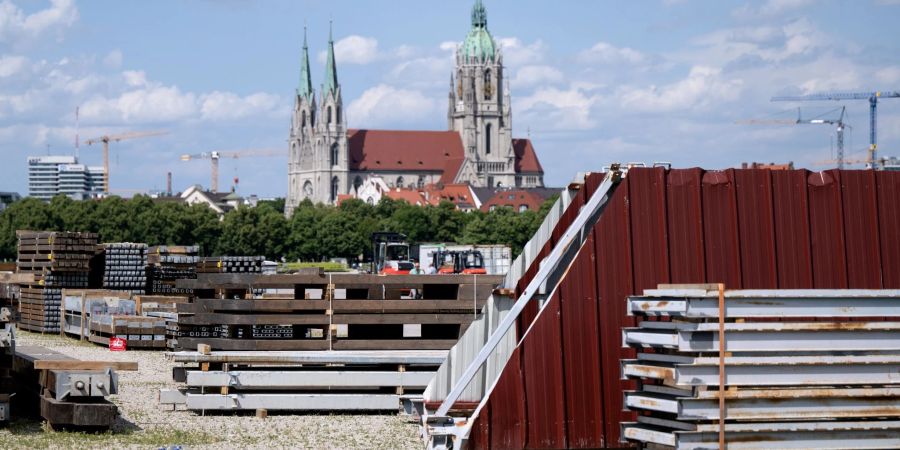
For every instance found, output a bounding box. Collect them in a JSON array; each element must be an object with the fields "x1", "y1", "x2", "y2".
[
  {"x1": 183, "y1": 393, "x2": 401, "y2": 411},
  {"x1": 424, "y1": 166, "x2": 626, "y2": 449},
  {"x1": 185, "y1": 370, "x2": 435, "y2": 389}
]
